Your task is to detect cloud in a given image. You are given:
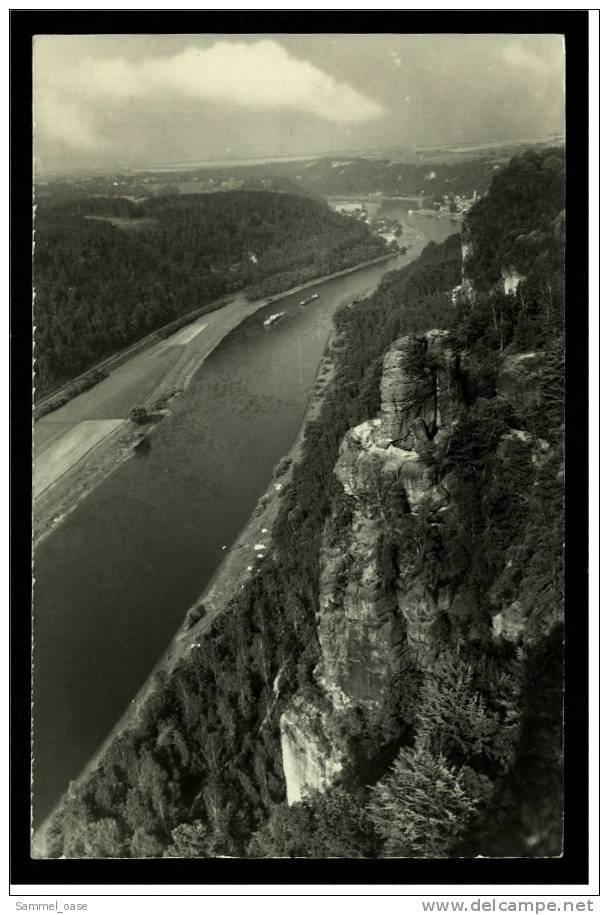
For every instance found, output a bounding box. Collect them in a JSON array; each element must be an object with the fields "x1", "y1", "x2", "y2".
[
  {"x1": 501, "y1": 41, "x2": 553, "y2": 76},
  {"x1": 36, "y1": 39, "x2": 384, "y2": 159},
  {"x1": 34, "y1": 88, "x2": 111, "y2": 153}
]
